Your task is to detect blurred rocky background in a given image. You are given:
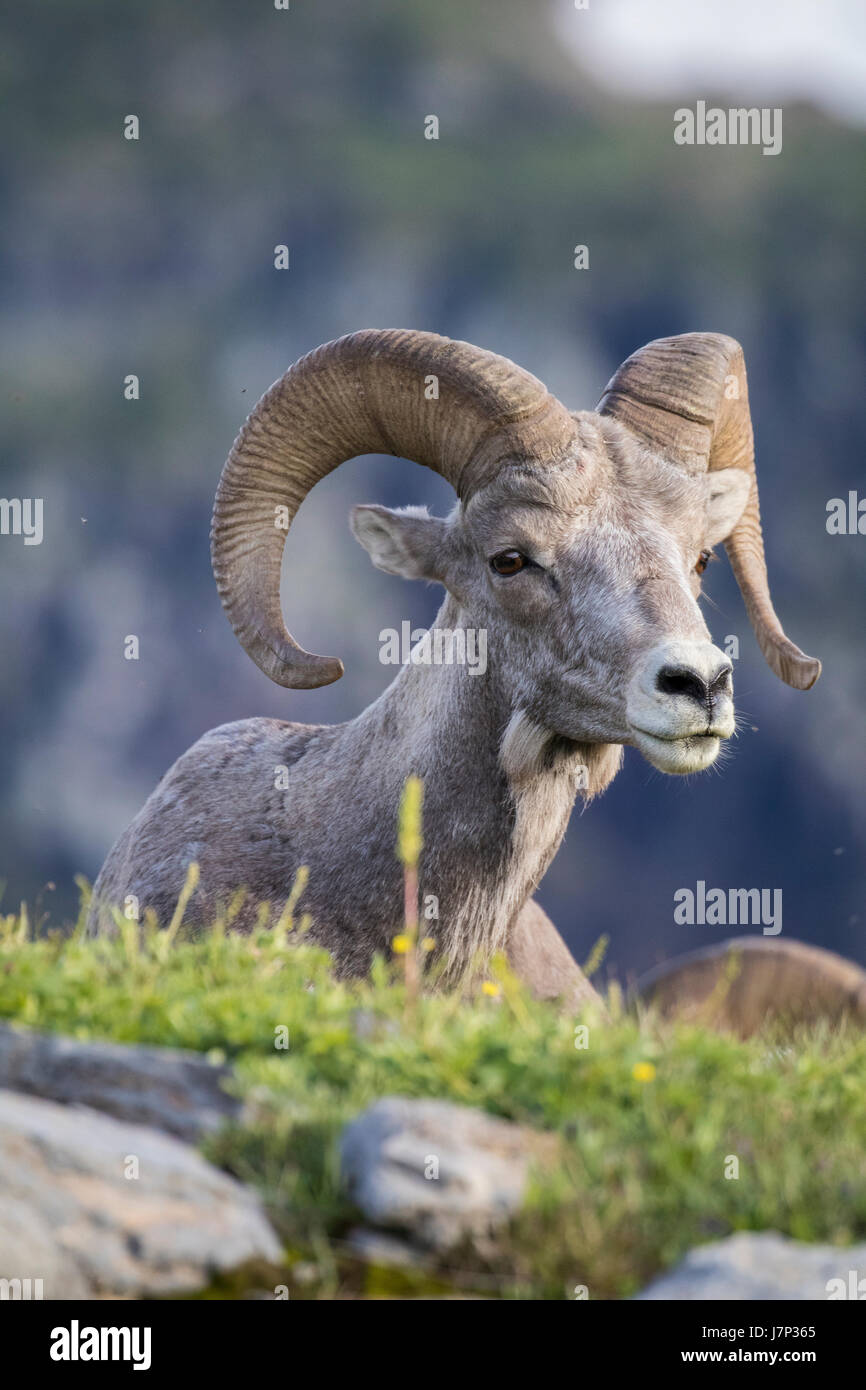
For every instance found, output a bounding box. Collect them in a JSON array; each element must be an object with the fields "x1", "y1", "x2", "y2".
[{"x1": 1, "y1": 0, "x2": 863, "y2": 979}]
